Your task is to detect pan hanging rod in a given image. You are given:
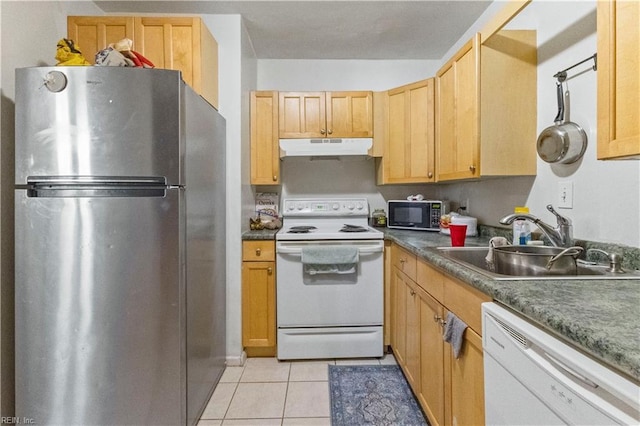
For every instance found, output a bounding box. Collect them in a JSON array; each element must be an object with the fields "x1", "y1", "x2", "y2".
[{"x1": 554, "y1": 53, "x2": 597, "y2": 82}]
